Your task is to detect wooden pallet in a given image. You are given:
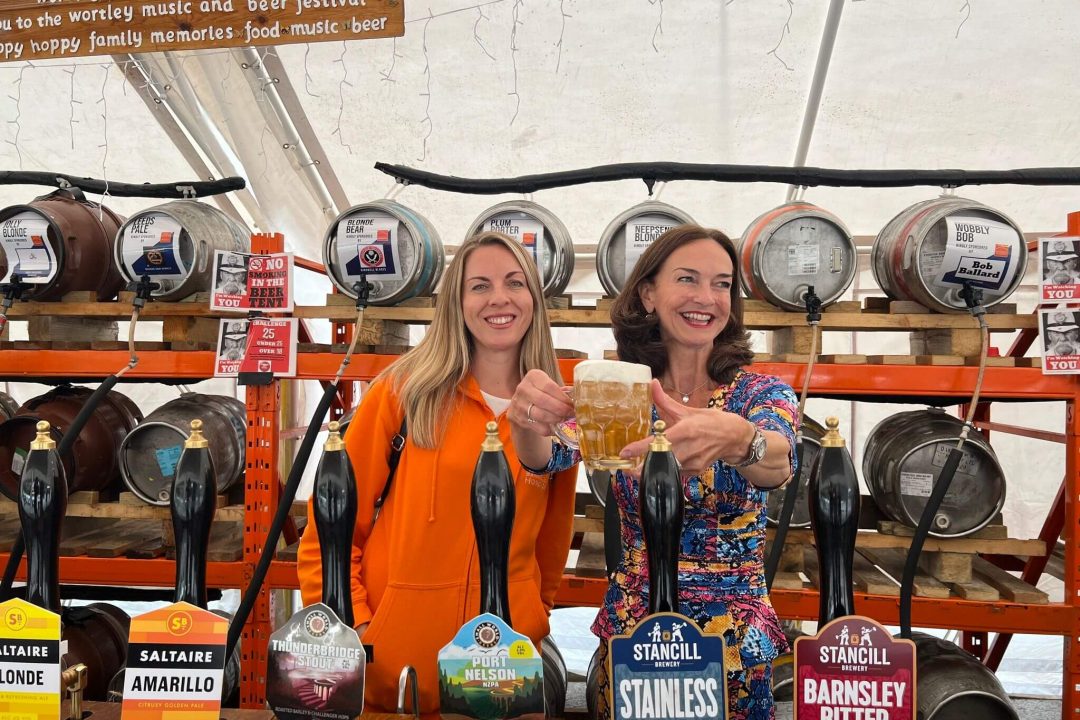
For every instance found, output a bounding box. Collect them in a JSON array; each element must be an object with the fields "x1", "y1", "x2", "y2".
[
  {"x1": 767, "y1": 524, "x2": 1048, "y2": 603},
  {"x1": 0, "y1": 493, "x2": 309, "y2": 562},
  {"x1": 769, "y1": 545, "x2": 1049, "y2": 604},
  {"x1": 568, "y1": 505, "x2": 1048, "y2": 604}
]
